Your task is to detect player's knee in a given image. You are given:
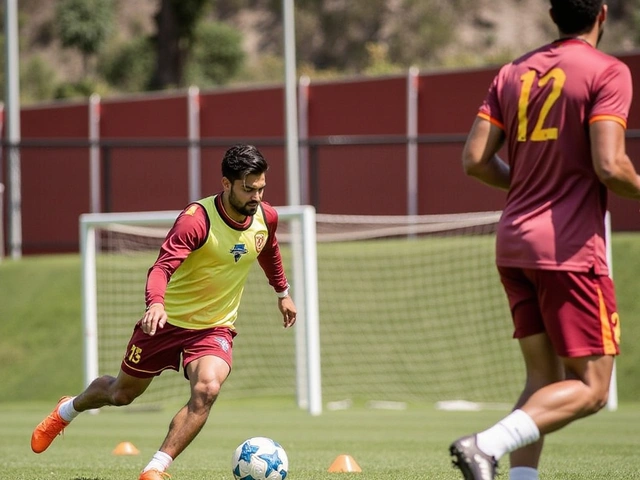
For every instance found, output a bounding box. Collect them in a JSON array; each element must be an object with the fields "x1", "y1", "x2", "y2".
[
  {"x1": 110, "y1": 388, "x2": 139, "y2": 406},
  {"x1": 593, "y1": 388, "x2": 609, "y2": 412},
  {"x1": 584, "y1": 385, "x2": 609, "y2": 415},
  {"x1": 192, "y1": 379, "x2": 221, "y2": 407}
]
